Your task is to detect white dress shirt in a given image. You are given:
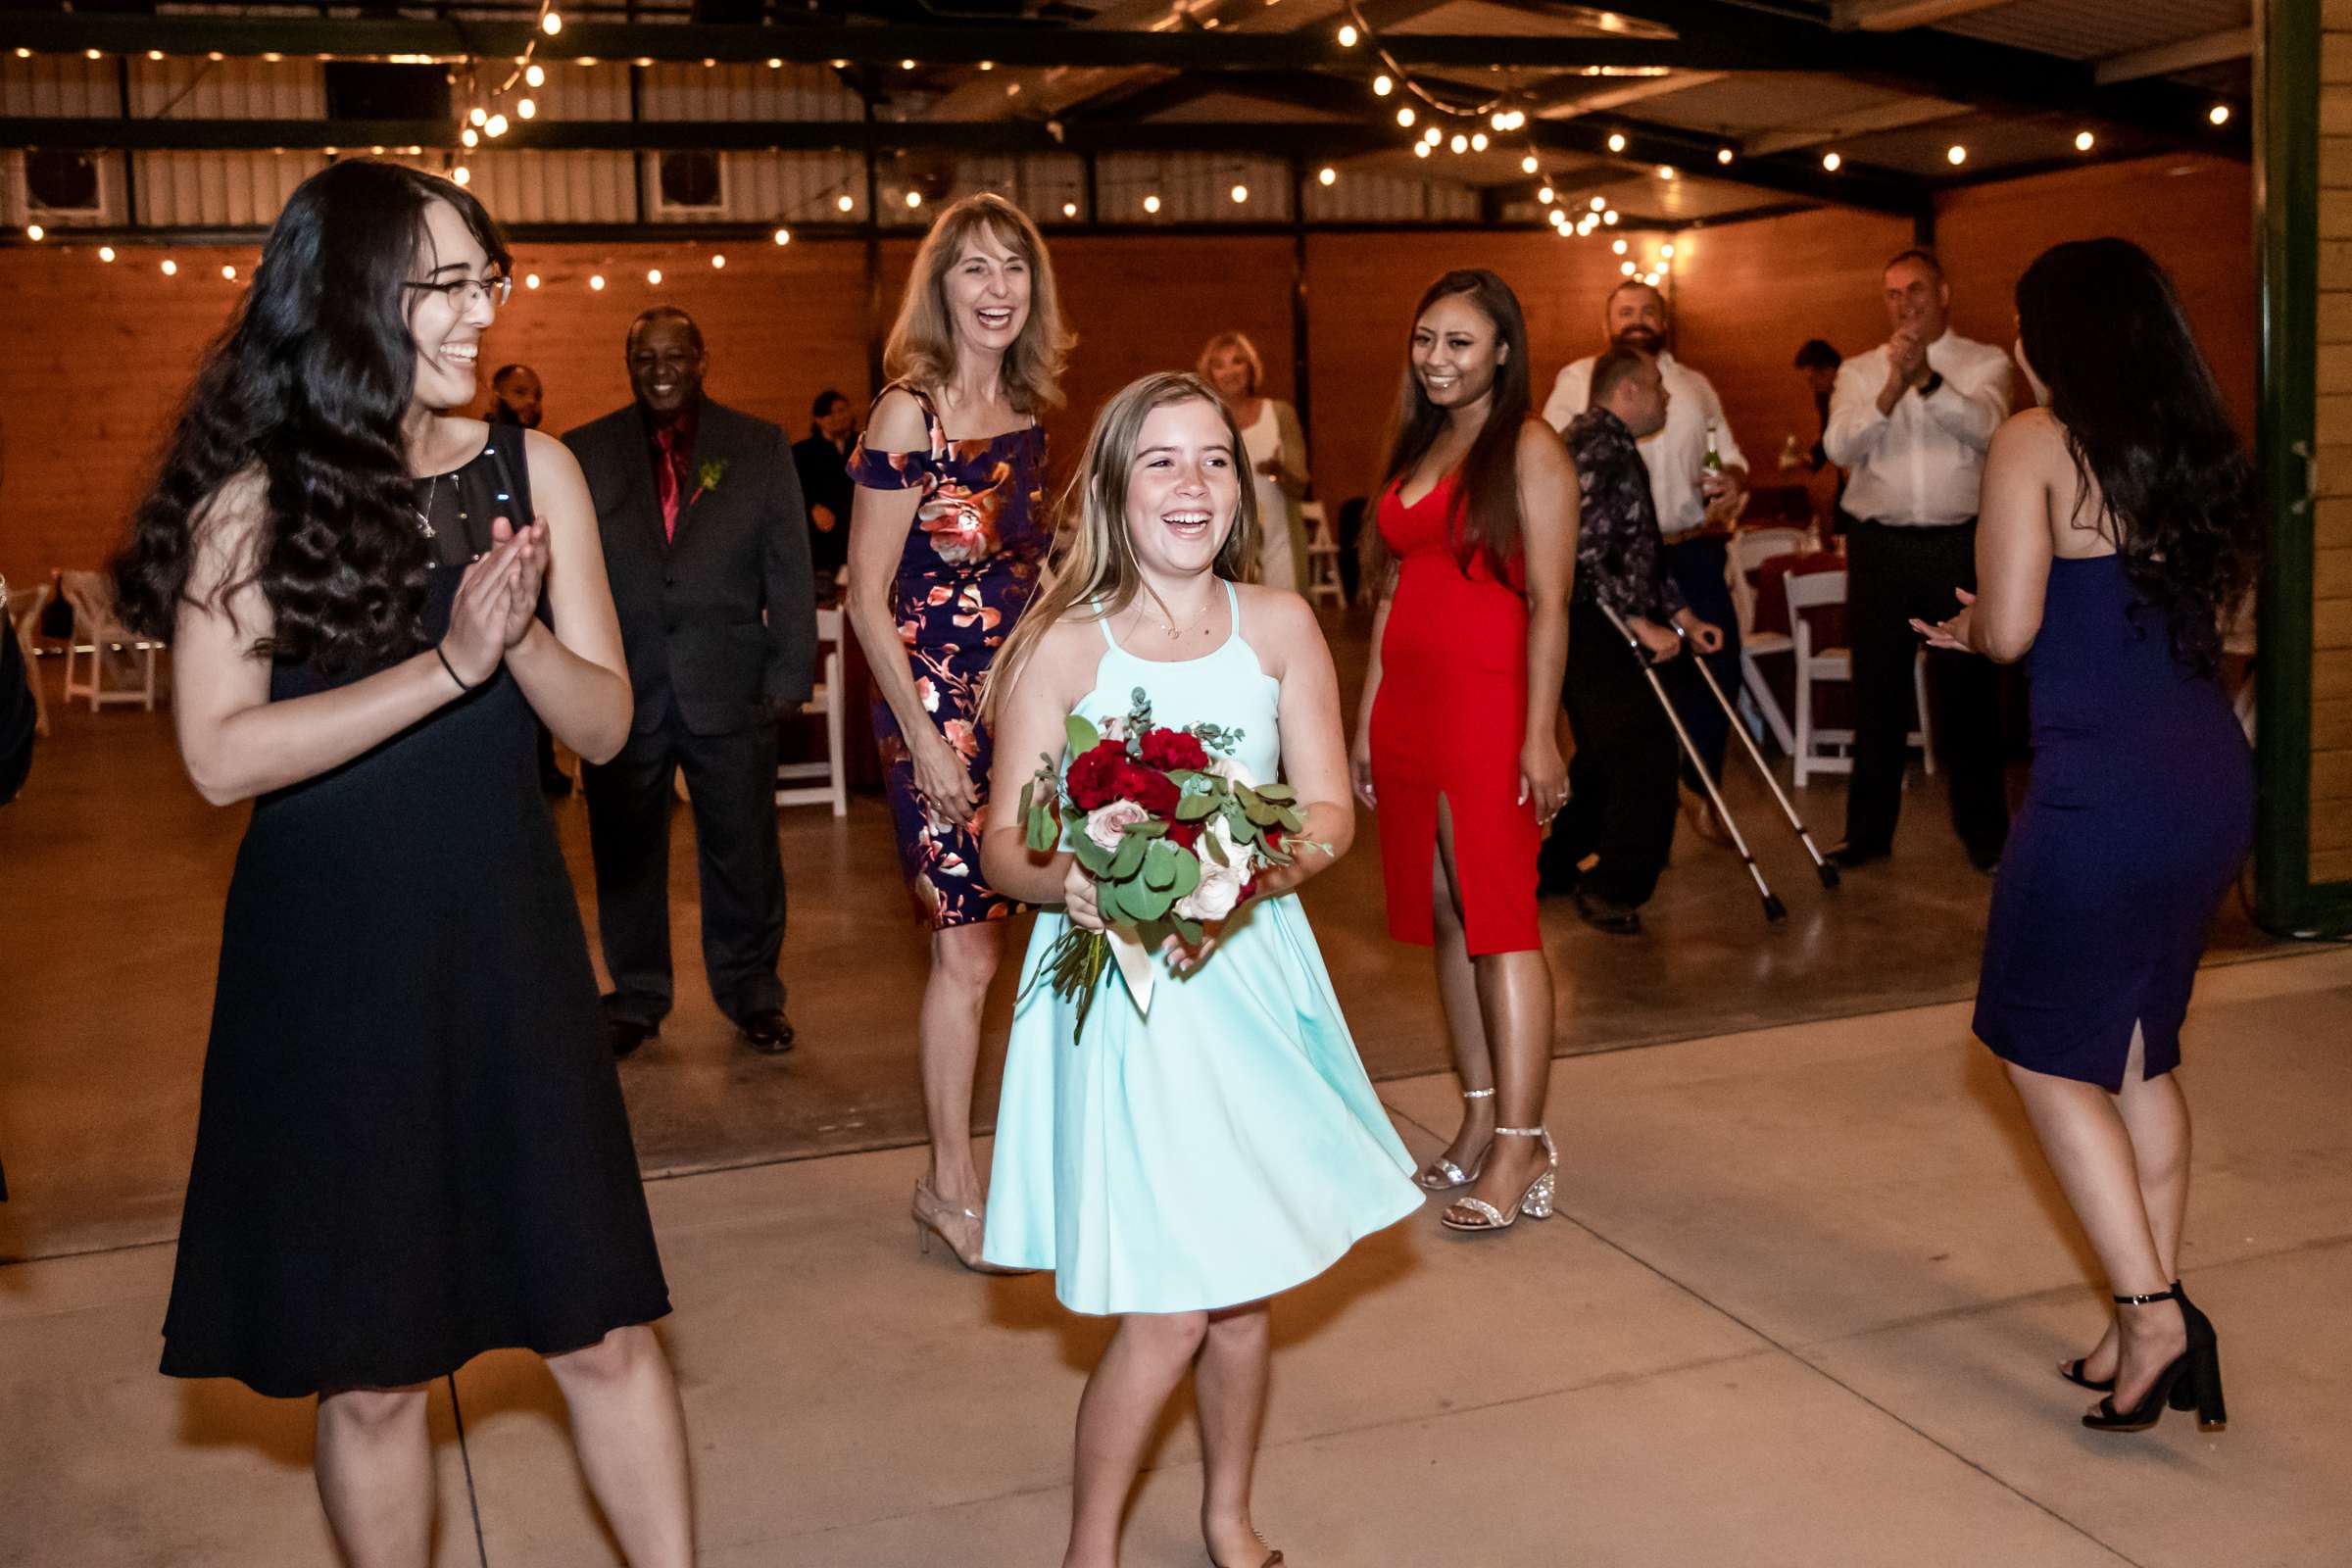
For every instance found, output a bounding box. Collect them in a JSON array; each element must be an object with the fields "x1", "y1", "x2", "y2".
[
  {"x1": 1543, "y1": 352, "x2": 1745, "y2": 538},
  {"x1": 1823, "y1": 329, "x2": 2013, "y2": 526}
]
